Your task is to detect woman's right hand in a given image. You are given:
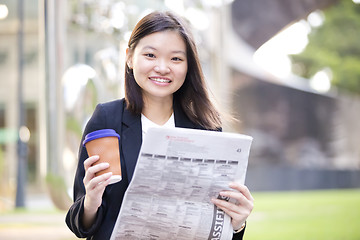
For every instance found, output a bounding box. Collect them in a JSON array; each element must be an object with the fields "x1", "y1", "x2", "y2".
[{"x1": 82, "y1": 155, "x2": 112, "y2": 229}]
